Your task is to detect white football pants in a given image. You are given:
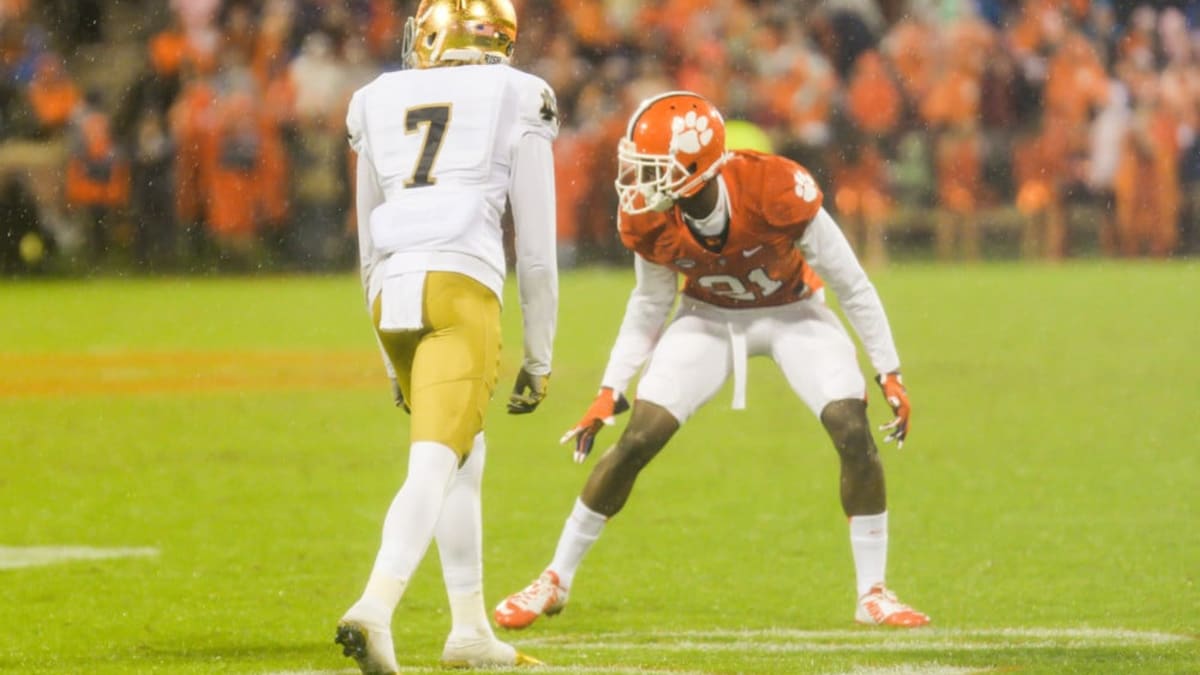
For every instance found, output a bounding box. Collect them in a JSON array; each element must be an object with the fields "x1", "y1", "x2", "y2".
[{"x1": 636, "y1": 292, "x2": 866, "y2": 422}]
